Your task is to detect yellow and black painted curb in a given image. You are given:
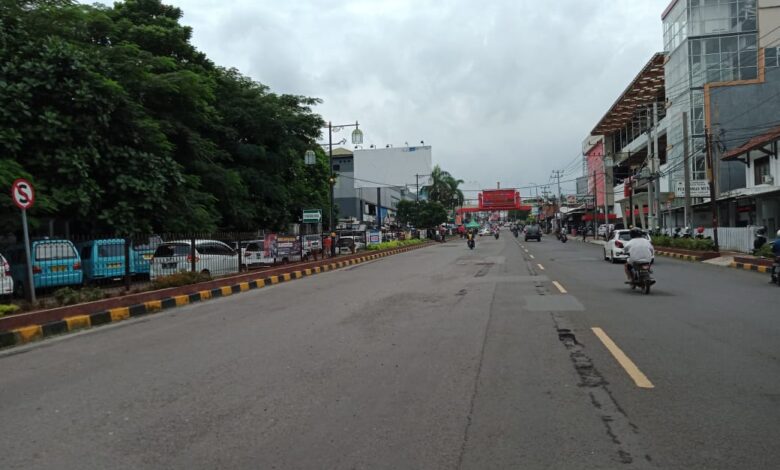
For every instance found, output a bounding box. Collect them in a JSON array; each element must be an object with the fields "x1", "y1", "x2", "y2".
[
  {"x1": 655, "y1": 250, "x2": 701, "y2": 262},
  {"x1": 0, "y1": 244, "x2": 428, "y2": 350},
  {"x1": 730, "y1": 261, "x2": 770, "y2": 273}
]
